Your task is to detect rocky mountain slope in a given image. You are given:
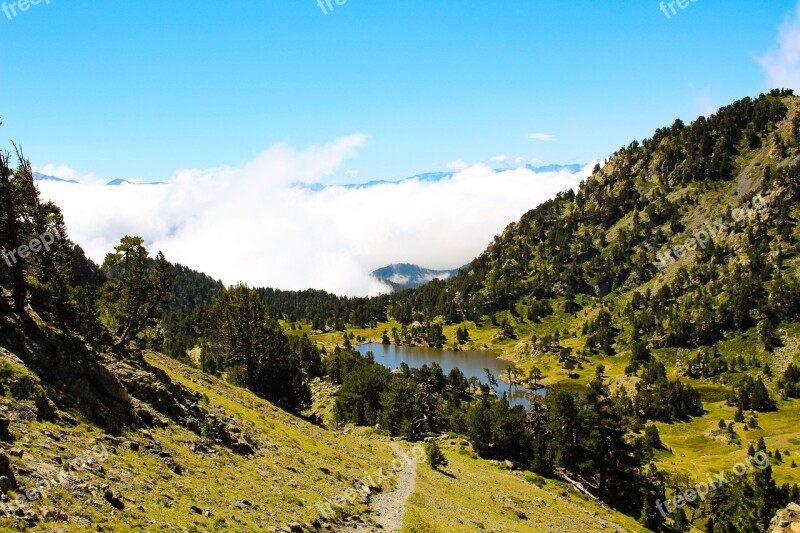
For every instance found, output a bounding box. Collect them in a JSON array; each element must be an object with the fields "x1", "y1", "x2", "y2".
[{"x1": 0, "y1": 288, "x2": 641, "y2": 531}]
